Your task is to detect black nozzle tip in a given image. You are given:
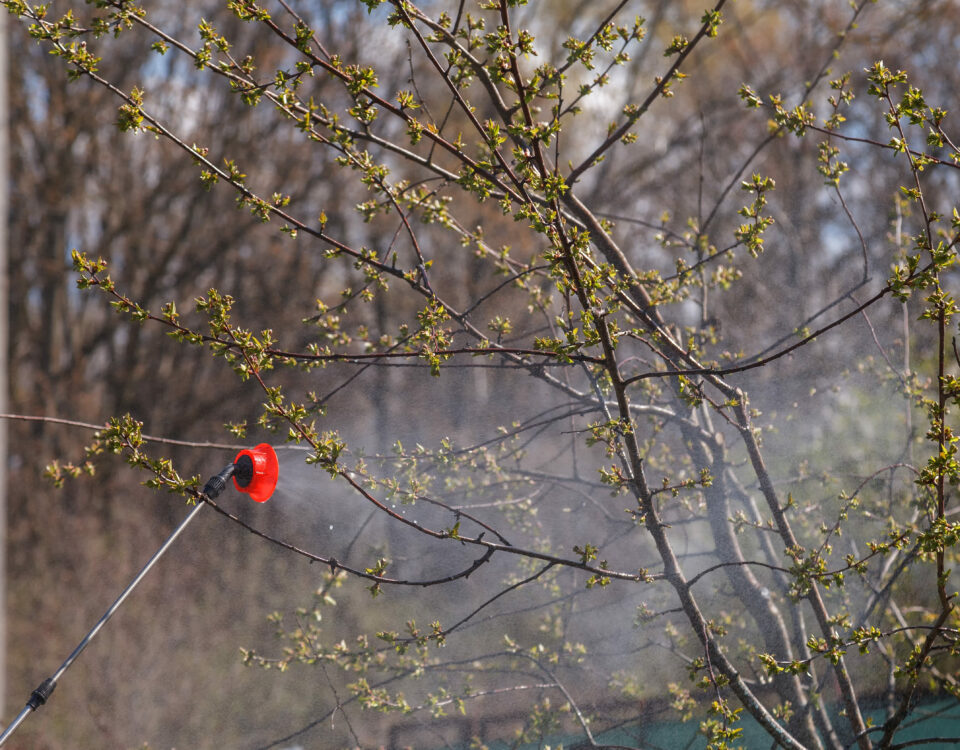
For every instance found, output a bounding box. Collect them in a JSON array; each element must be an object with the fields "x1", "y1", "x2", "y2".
[{"x1": 233, "y1": 454, "x2": 254, "y2": 488}]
